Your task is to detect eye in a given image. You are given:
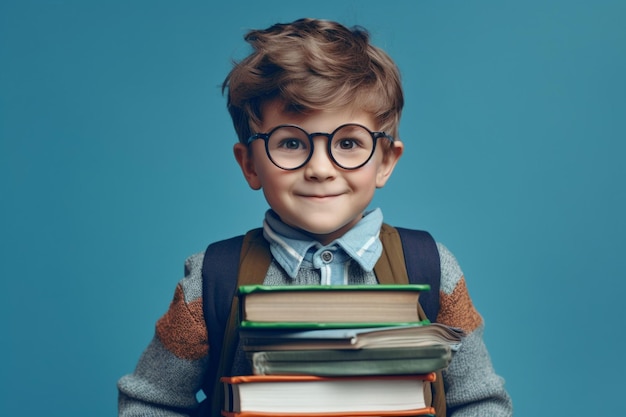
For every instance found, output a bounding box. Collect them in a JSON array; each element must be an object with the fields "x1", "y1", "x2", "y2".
[
  {"x1": 336, "y1": 138, "x2": 363, "y2": 150},
  {"x1": 278, "y1": 138, "x2": 307, "y2": 150},
  {"x1": 340, "y1": 139, "x2": 355, "y2": 149}
]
